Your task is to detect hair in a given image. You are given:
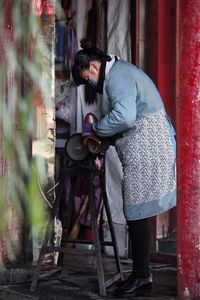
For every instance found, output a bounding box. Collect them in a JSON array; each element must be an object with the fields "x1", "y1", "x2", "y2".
[{"x1": 72, "y1": 39, "x2": 105, "y2": 85}]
